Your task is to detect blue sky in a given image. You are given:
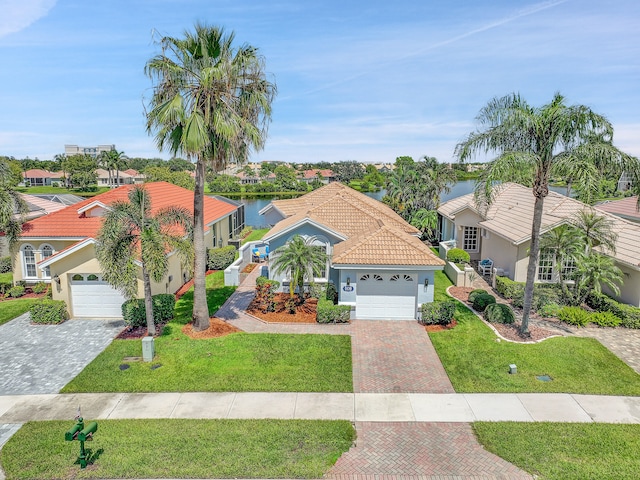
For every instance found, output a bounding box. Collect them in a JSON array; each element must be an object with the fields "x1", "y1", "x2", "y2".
[{"x1": 1, "y1": 0, "x2": 638, "y2": 164}]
